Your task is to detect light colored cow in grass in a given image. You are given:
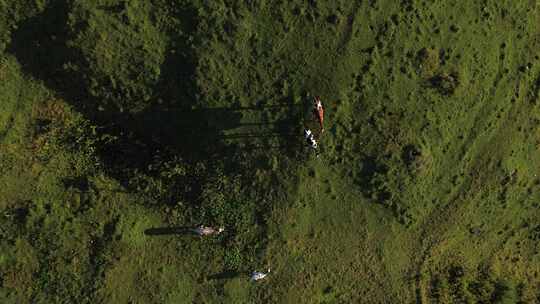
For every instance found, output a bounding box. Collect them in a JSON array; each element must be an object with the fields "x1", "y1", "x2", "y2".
[
  {"x1": 250, "y1": 269, "x2": 271, "y2": 282},
  {"x1": 191, "y1": 225, "x2": 224, "y2": 236}
]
